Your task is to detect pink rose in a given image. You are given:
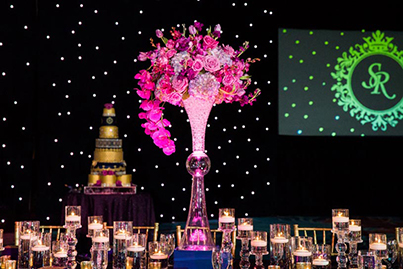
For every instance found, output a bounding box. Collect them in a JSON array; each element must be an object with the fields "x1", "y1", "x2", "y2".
[
  {"x1": 222, "y1": 74, "x2": 235, "y2": 86},
  {"x1": 167, "y1": 92, "x2": 182, "y2": 106},
  {"x1": 203, "y1": 35, "x2": 219, "y2": 50},
  {"x1": 192, "y1": 58, "x2": 204, "y2": 73},
  {"x1": 166, "y1": 49, "x2": 177, "y2": 58},
  {"x1": 203, "y1": 55, "x2": 220, "y2": 72},
  {"x1": 171, "y1": 76, "x2": 188, "y2": 93}
]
